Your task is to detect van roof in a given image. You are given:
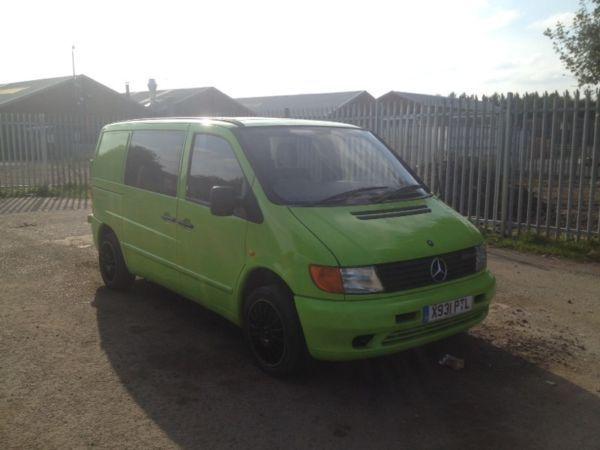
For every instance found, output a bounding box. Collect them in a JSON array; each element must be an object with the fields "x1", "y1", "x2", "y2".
[{"x1": 102, "y1": 116, "x2": 360, "y2": 131}]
